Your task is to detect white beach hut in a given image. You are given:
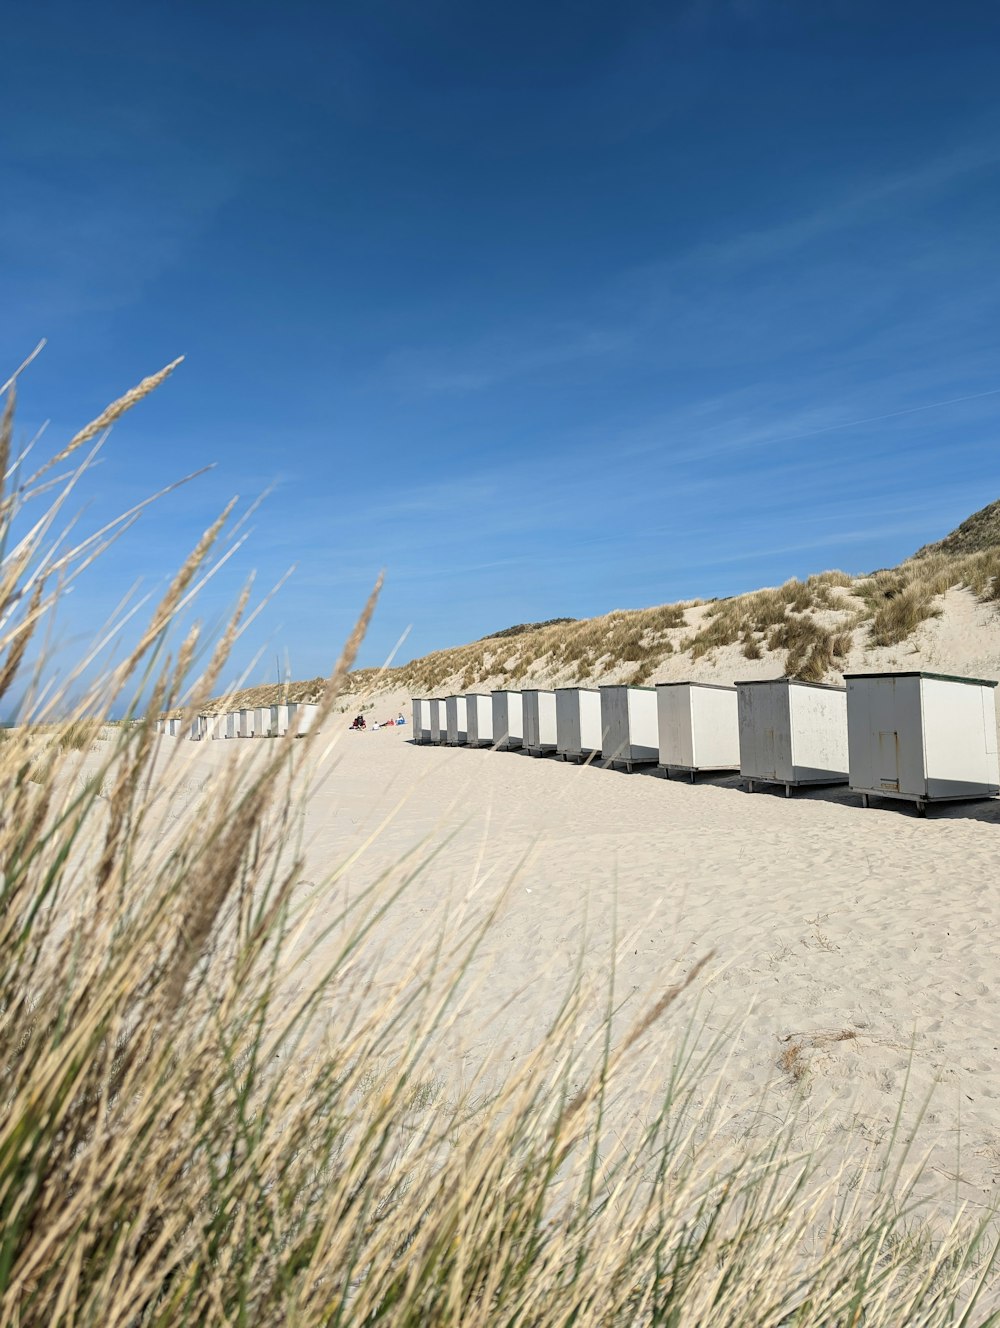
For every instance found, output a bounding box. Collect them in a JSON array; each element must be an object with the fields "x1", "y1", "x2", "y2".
[
  {"x1": 846, "y1": 671, "x2": 1000, "y2": 813},
  {"x1": 295, "y1": 703, "x2": 319, "y2": 735},
  {"x1": 445, "y1": 695, "x2": 468, "y2": 745},
  {"x1": 555, "y1": 687, "x2": 603, "y2": 762},
  {"x1": 428, "y1": 698, "x2": 449, "y2": 744},
  {"x1": 254, "y1": 707, "x2": 273, "y2": 738},
  {"x1": 464, "y1": 694, "x2": 494, "y2": 747},
  {"x1": 491, "y1": 690, "x2": 523, "y2": 751},
  {"x1": 166, "y1": 718, "x2": 180, "y2": 737},
  {"x1": 656, "y1": 682, "x2": 739, "y2": 780},
  {"x1": 238, "y1": 708, "x2": 256, "y2": 738},
  {"x1": 737, "y1": 678, "x2": 848, "y2": 796},
  {"x1": 599, "y1": 686, "x2": 658, "y2": 771},
  {"x1": 206, "y1": 713, "x2": 226, "y2": 740},
  {"x1": 412, "y1": 699, "x2": 432, "y2": 744},
  {"x1": 189, "y1": 716, "x2": 207, "y2": 741},
  {"x1": 224, "y1": 712, "x2": 240, "y2": 739},
  {"x1": 522, "y1": 689, "x2": 557, "y2": 757},
  {"x1": 269, "y1": 704, "x2": 291, "y2": 736}
]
